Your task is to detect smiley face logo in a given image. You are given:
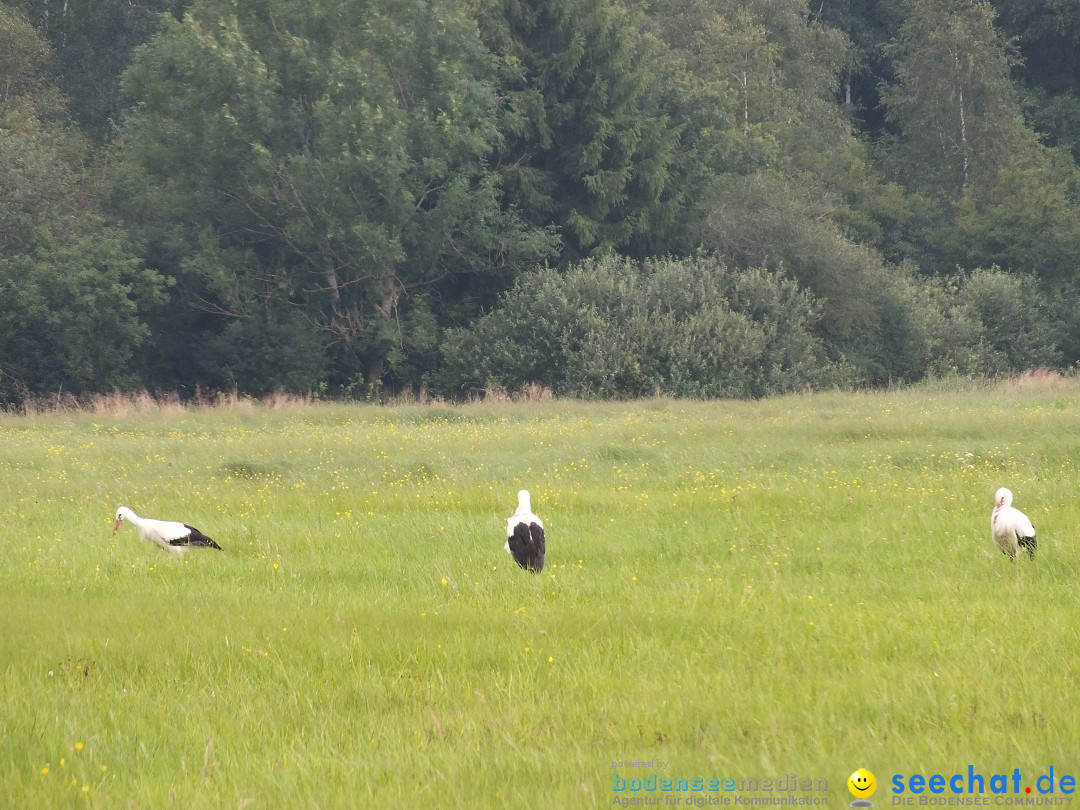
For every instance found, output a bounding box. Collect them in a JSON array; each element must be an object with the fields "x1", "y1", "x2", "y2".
[{"x1": 848, "y1": 768, "x2": 876, "y2": 800}]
